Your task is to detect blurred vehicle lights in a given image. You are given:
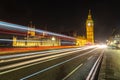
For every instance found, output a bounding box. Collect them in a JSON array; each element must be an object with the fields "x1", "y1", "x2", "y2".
[{"x1": 97, "y1": 44, "x2": 107, "y2": 48}]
